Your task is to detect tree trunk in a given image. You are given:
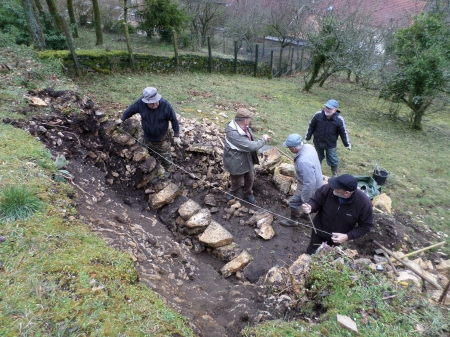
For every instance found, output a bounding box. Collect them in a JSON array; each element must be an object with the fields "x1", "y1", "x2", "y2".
[
  {"x1": 45, "y1": 0, "x2": 63, "y2": 31},
  {"x1": 34, "y1": 0, "x2": 44, "y2": 16},
  {"x1": 67, "y1": 0, "x2": 79, "y2": 38},
  {"x1": 123, "y1": 0, "x2": 134, "y2": 68},
  {"x1": 21, "y1": 0, "x2": 46, "y2": 50},
  {"x1": 92, "y1": 0, "x2": 103, "y2": 45}
]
